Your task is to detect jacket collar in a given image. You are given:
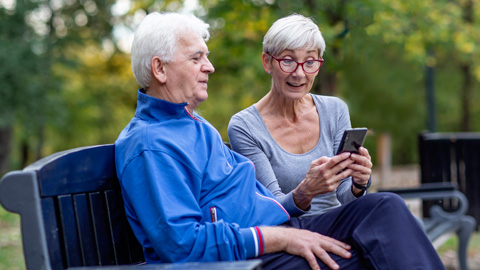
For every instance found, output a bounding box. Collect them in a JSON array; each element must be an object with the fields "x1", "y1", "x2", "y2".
[{"x1": 135, "y1": 89, "x2": 190, "y2": 121}]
